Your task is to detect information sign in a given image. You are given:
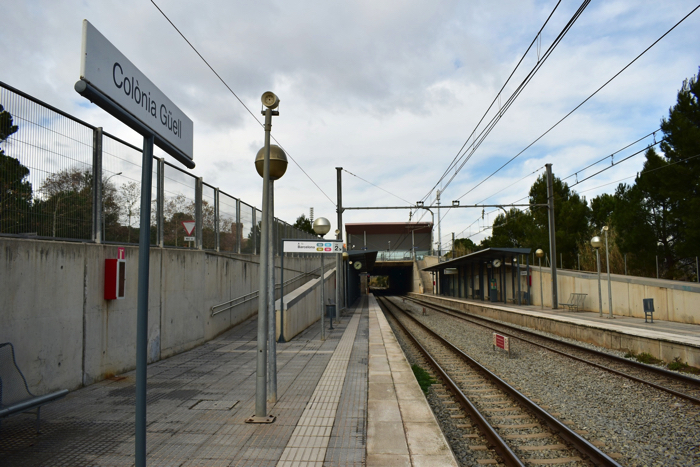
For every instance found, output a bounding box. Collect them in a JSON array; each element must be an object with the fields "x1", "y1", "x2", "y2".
[
  {"x1": 283, "y1": 240, "x2": 343, "y2": 254},
  {"x1": 80, "y1": 20, "x2": 194, "y2": 160}
]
